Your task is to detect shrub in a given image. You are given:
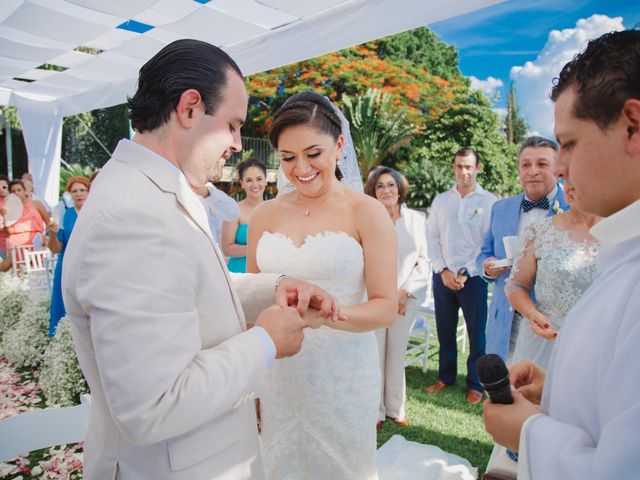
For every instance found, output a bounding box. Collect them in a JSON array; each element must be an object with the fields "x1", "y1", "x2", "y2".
[
  {"x1": 0, "y1": 273, "x2": 29, "y2": 340},
  {"x1": 2, "y1": 292, "x2": 50, "y2": 368},
  {"x1": 40, "y1": 317, "x2": 88, "y2": 407}
]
